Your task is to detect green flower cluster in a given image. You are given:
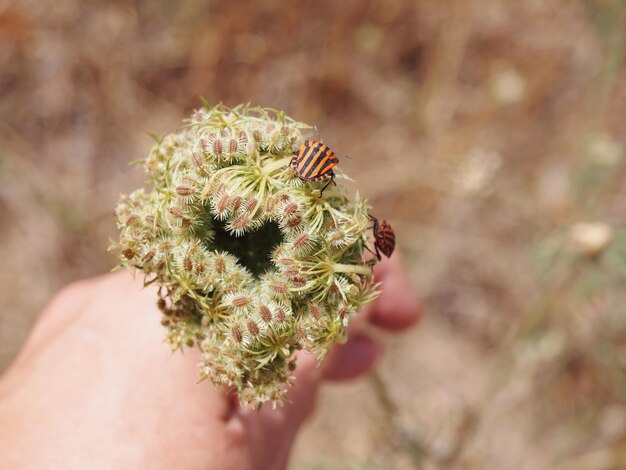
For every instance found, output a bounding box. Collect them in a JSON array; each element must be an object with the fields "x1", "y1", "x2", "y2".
[{"x1": 113, "y1": 104, "x2": 379, "y2": 407}]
